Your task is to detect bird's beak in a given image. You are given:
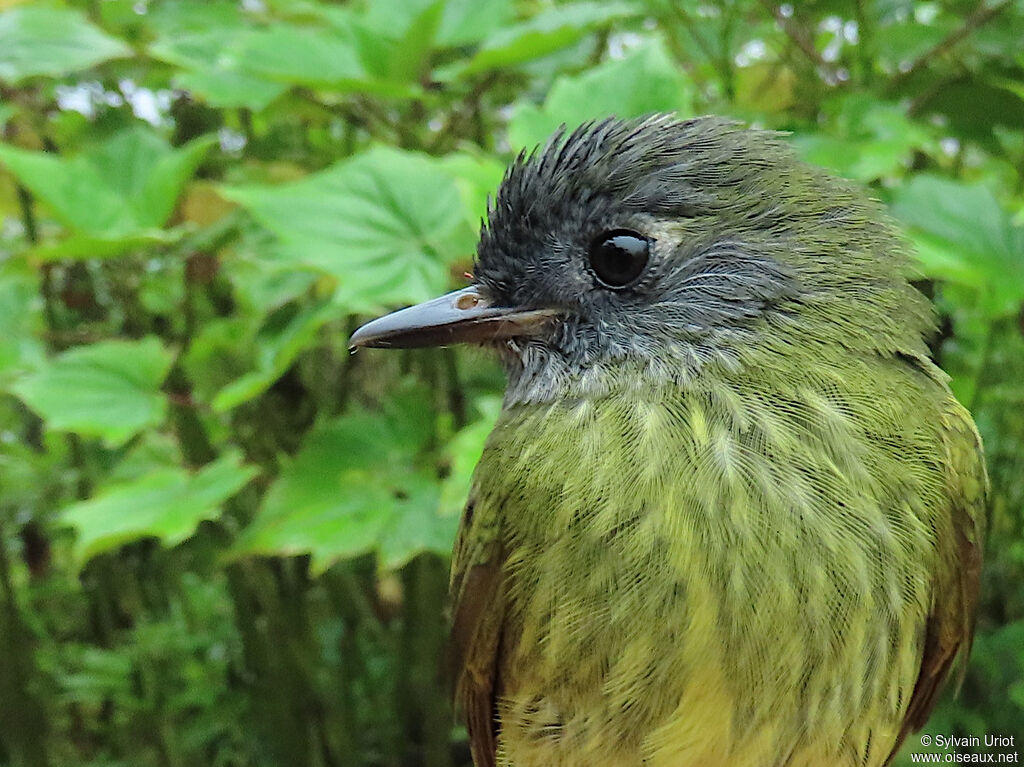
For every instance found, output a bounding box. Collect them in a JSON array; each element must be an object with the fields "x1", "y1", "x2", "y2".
[{"x1": 349, "y1": 285, "x2": 560, "y2": 349}]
